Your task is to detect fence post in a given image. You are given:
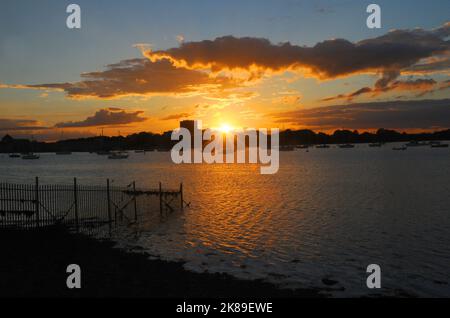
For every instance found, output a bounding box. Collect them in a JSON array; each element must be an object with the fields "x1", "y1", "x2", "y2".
[
  {"x1": 106, "y1": 179, "x2": 112, "y2": 236},
  {"x1": 180, "y1": 183, "x2": 184, "y2": 212},
  {"x1": 35, "y1": 177, "x2": 40, "y2": 228},
  {"x1": 73, "y1": 178, "x2": 79, "y2": 233},
  {"x1": 133, "y1": 181, "x2": 138, "y2": 222},
  {"x1": 159, "y1": 182, "x2": 163, "y2": 215}
]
